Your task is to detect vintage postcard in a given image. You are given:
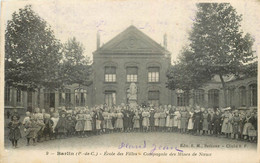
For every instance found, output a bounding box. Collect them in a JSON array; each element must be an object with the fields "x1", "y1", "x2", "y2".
[{"x1": 0, "y1": 0, "x2": 259, "y2": 162}]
